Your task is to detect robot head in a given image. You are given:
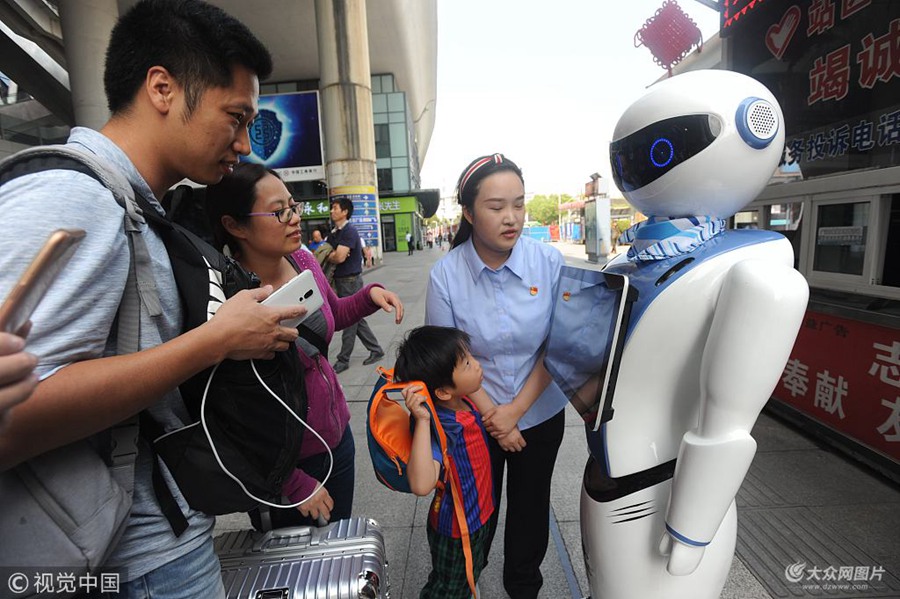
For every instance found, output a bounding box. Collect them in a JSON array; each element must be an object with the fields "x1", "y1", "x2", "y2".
[{"x1": 609, "y1": 70, "x2": 784, "y2": 219}]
